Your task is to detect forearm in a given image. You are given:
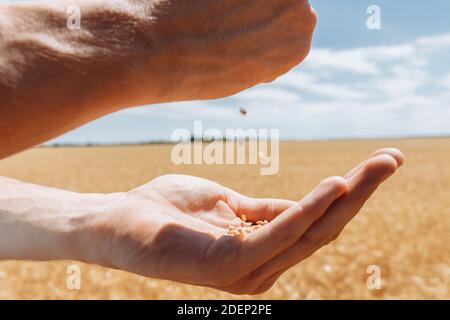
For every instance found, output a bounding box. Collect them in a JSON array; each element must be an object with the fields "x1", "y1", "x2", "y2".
[
  {"x1": 0, "y1": 0, "x2": 316, "y2": 159},
  {"x1": 0, "y1": 176, "x2": 118, "y2": 261},
  {"x1": 0, "y1": 0, "x2": 168, "y2": 158}
]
